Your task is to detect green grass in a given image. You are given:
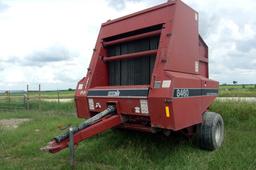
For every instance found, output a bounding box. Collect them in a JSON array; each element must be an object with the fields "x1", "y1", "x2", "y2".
[
  {"x1": 0, "y1": 101, "x2": 256, "y2": 169},
  {"x1": 219, "y1": 88, "x2": 256, "y2": 97},
  {"x1": 28, "y1": 101, "x2": 75, "y2": 112},
  {"x1": 219, "y1": 84, "x2": 256, "y2": 97},
  {"x1": 220, "y1": 84, "x2": 256, "y2": 89},
  {"x1": 28, "y1": 90, "x2": 75, "y2": 99}
]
